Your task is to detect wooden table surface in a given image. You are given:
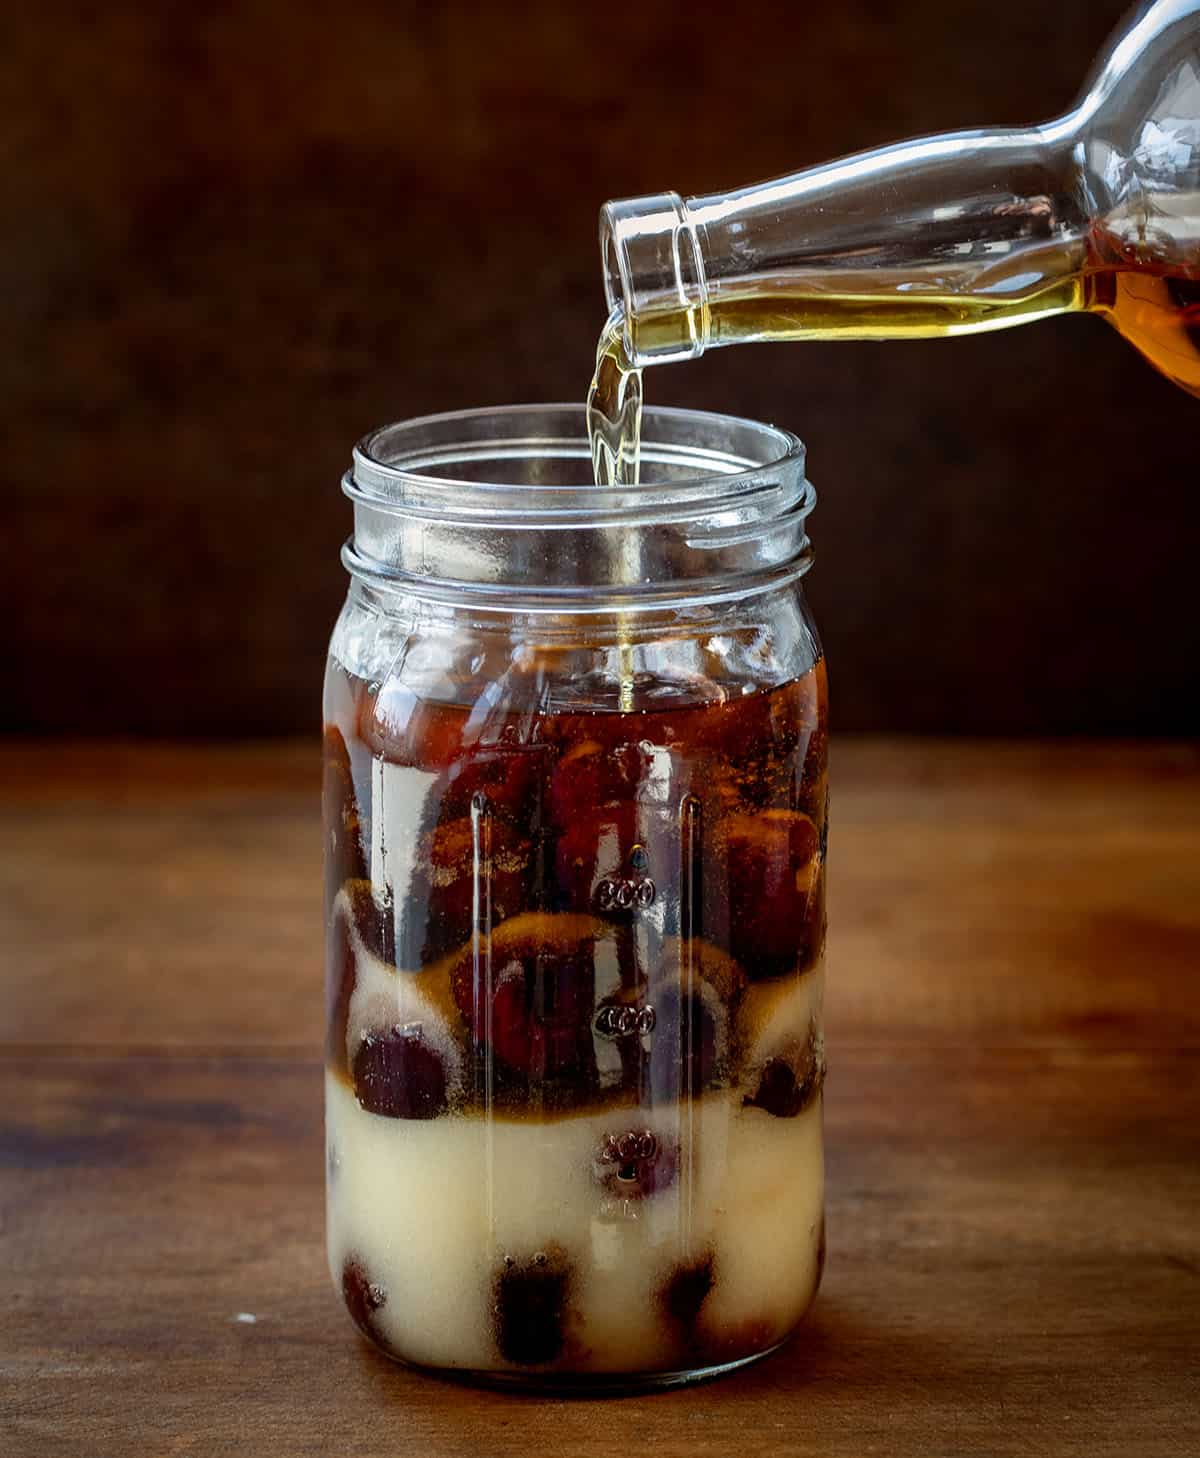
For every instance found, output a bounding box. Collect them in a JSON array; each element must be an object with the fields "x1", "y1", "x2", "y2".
[{"x1": 2, "y1": 740, "x2": 1197, "y2": 1457}]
